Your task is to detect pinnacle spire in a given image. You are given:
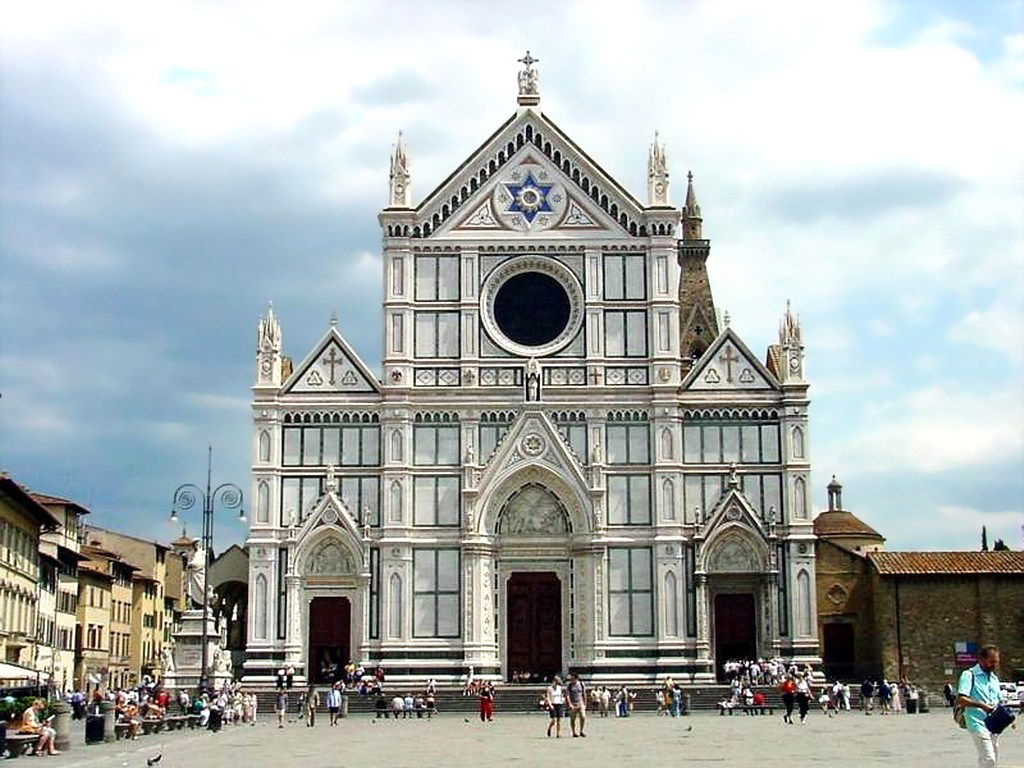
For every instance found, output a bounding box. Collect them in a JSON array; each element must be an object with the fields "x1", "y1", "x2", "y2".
[
  {"x1": 389, "y1": 131, "x2": 411, "y2": 208},
  {"x1": 682, "y1": 170, "x2": 702, "y2": 239},
  {"x1": 647, "y1": 131, "x2": 670, "y2": 206}
]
